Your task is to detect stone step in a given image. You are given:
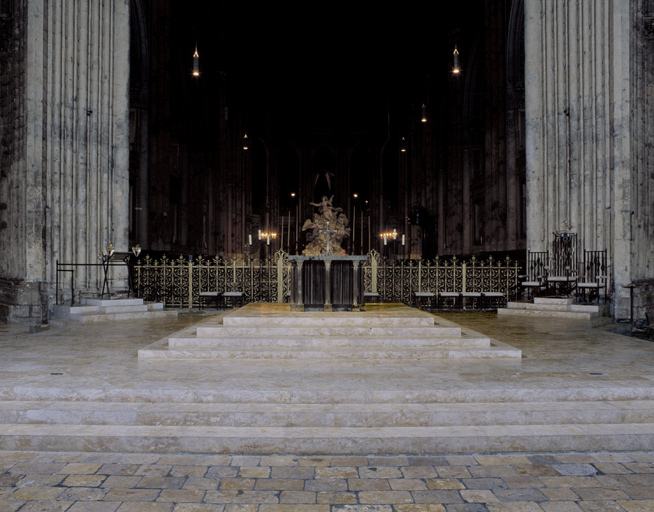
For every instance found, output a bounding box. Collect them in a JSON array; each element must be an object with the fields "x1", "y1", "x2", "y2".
[
  {"x1": 223, "y1": 314, "x2": 436, "y2": 328},
  {"x1": 534, "y1": 297, "x2": 576, "y2": 305},
  {"x1": 139, "y1": 342, "x2": 522, "y2": 360},
  {"x1": 83, "y1": 298, "x2": 145, "y2": 307},
  {"x1": 4, "y1": 383, "x2": 653, "y2": 403},
  {"x1": 498, "y1": 307, "x2": 599, "y2": 320},
  {"x1": 168, "y1": 335, "x2": 491, "y2": 350},
  {"x1": 196, "y1": 325, "x2": 463, "y2": 338},
  {"x1": 505, "y1": 302, "x2": 603, "y2": 313},
  {"x1": 69, "y1": 309, "x2": 178, "y2": 323},
  {"x1": 100, "y1": 304, "x2": 149, "y2": 314},
  {"x1": 1, "y1": 422, "x2": 653, "y2": 454},
  {"x1": 1, "y1": 400, "x2": 653, "y2": 427}
]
